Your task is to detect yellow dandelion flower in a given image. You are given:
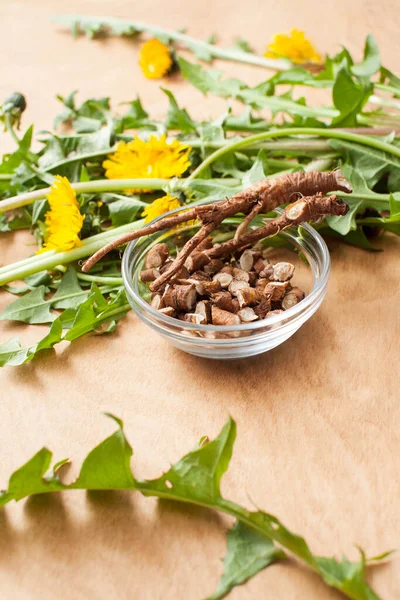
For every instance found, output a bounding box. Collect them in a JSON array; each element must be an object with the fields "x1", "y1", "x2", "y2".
[
  {"x1": 139, "y1": 38, "x2": 173, "y2": 79},
  {"x1": 103, "y1": 134, "x2": 191, "y2": 192},
  {"x1": 37, "y1": 175, "x2": 84, "y2": 253},
  {"x1": 142, "y1": 194, "x2": 181, "y2": 224},
  {"x1": 265, "y1": 29, "x2": 322, "y2": 64}
]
